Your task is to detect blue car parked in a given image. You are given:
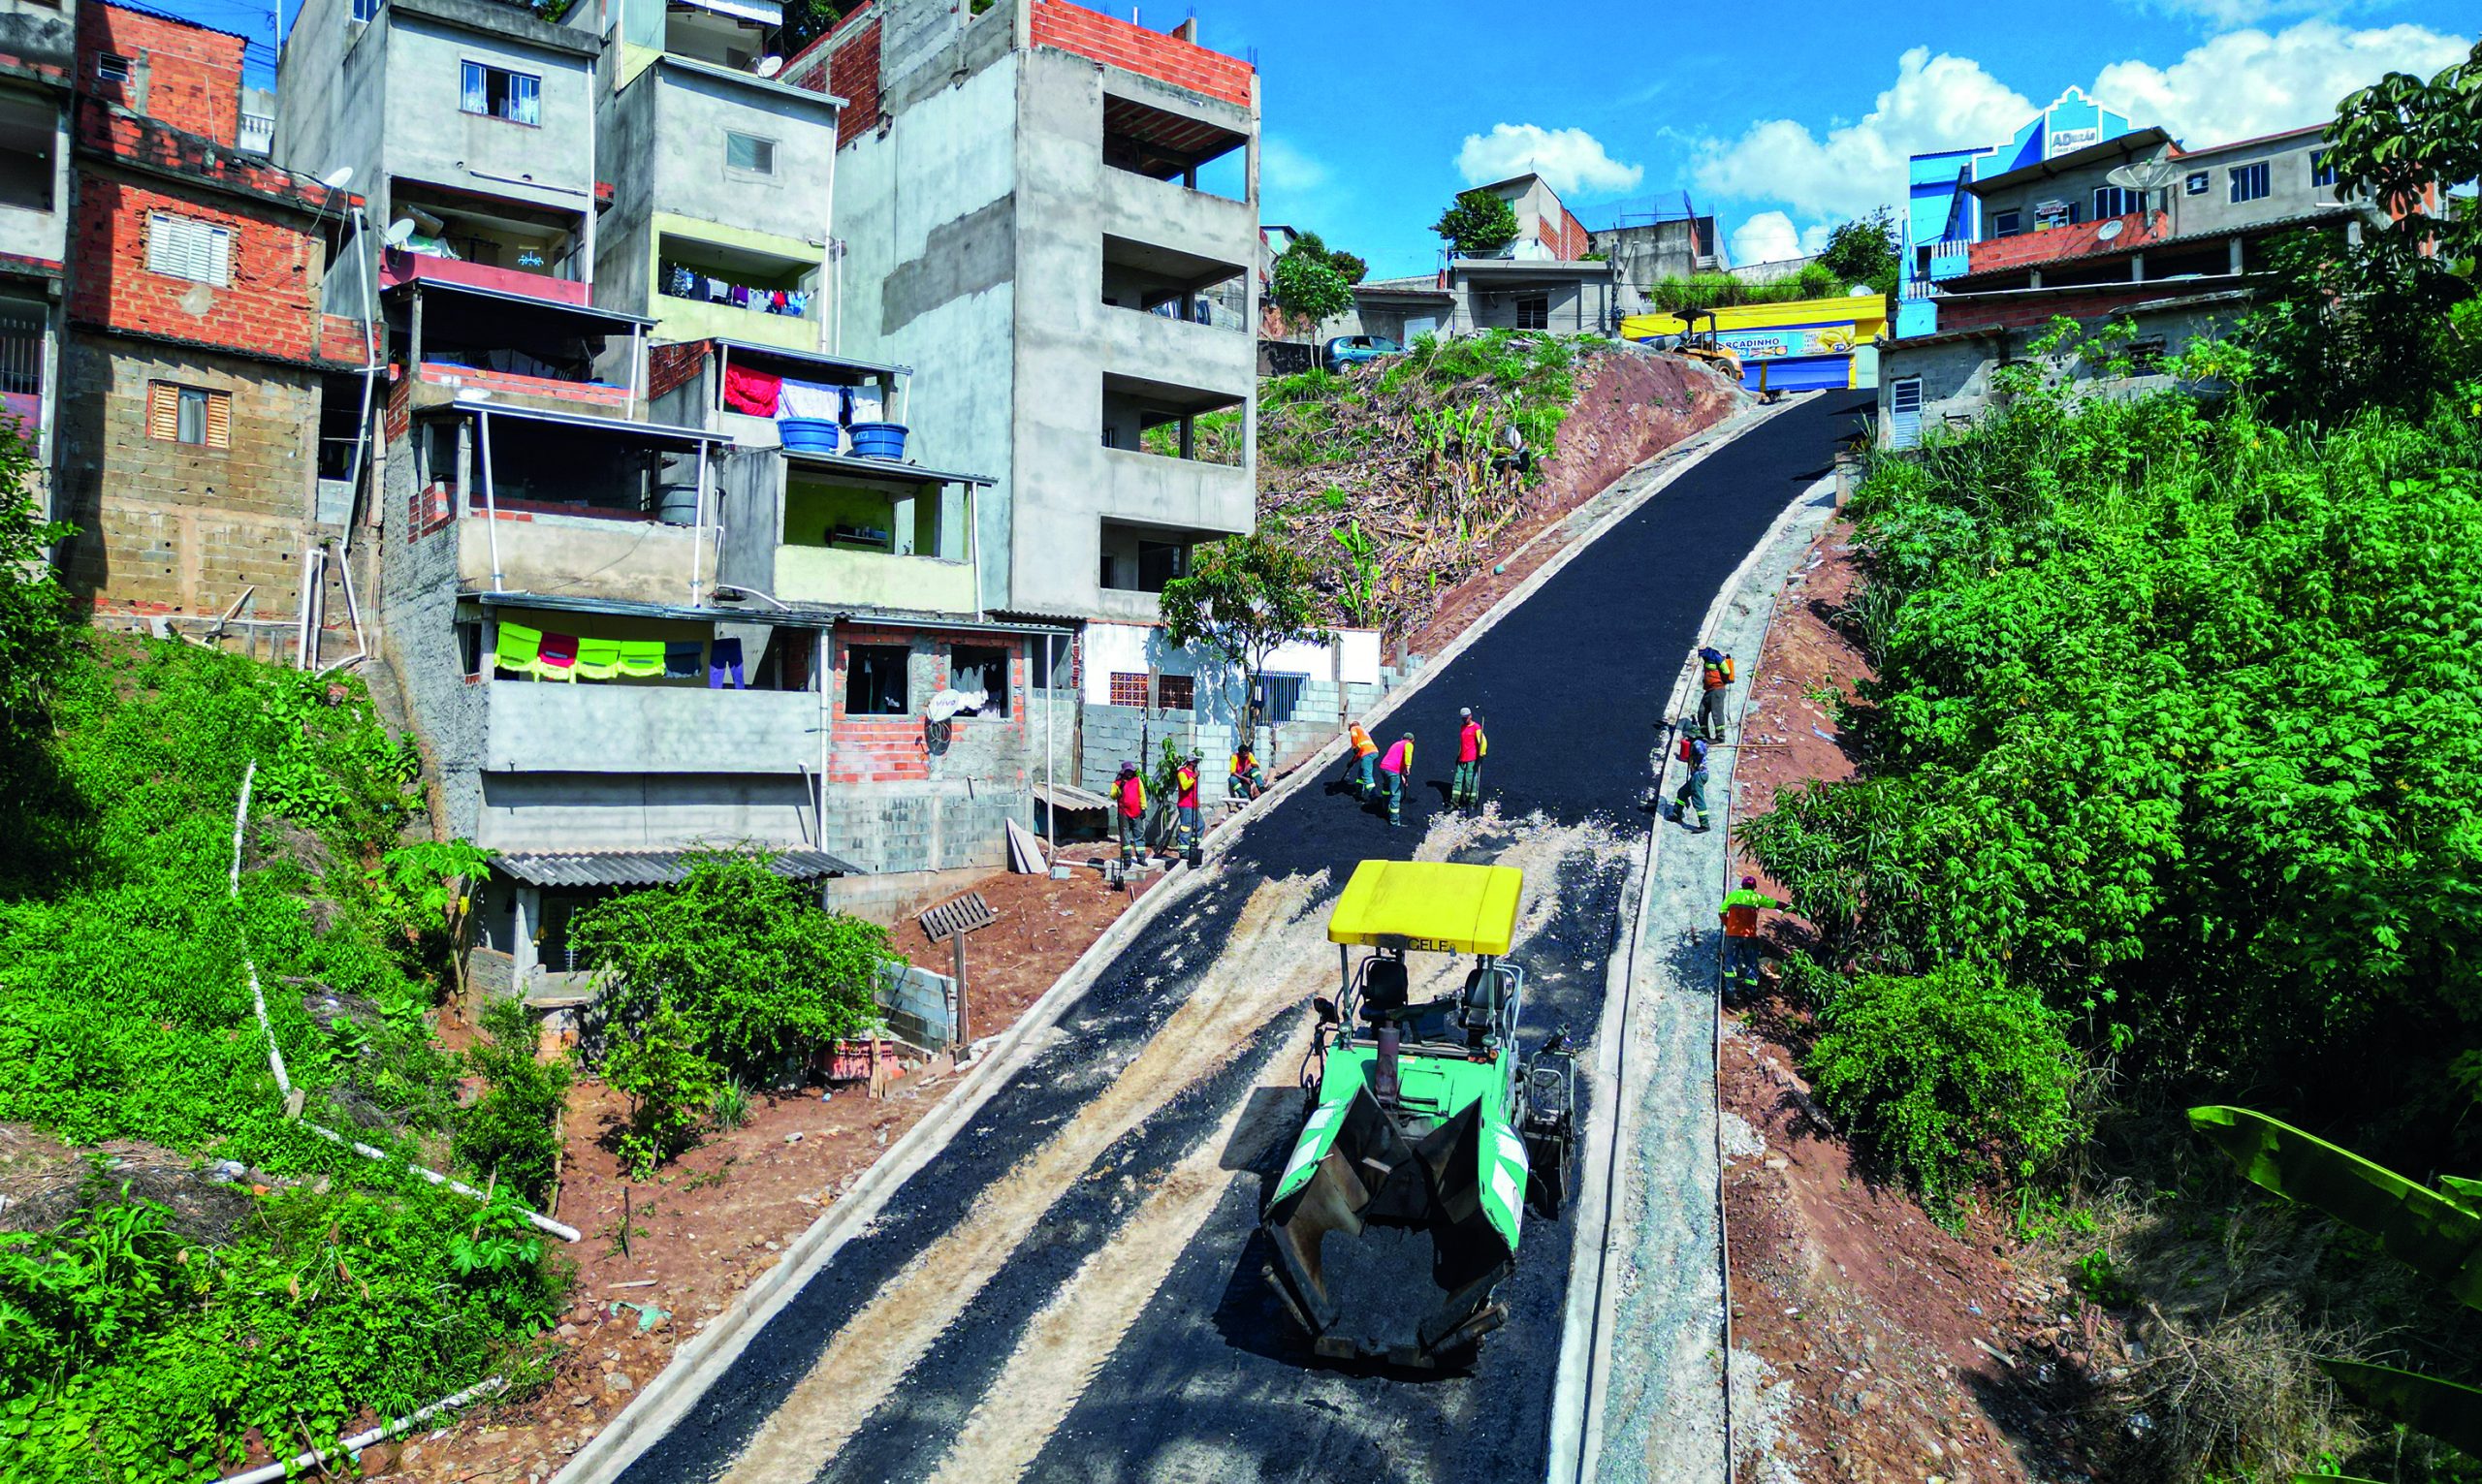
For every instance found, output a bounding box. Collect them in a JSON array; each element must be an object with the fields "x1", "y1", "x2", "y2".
[{"x1": 1322, "y1": 334, "x2": 1404, "y2": 374}]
